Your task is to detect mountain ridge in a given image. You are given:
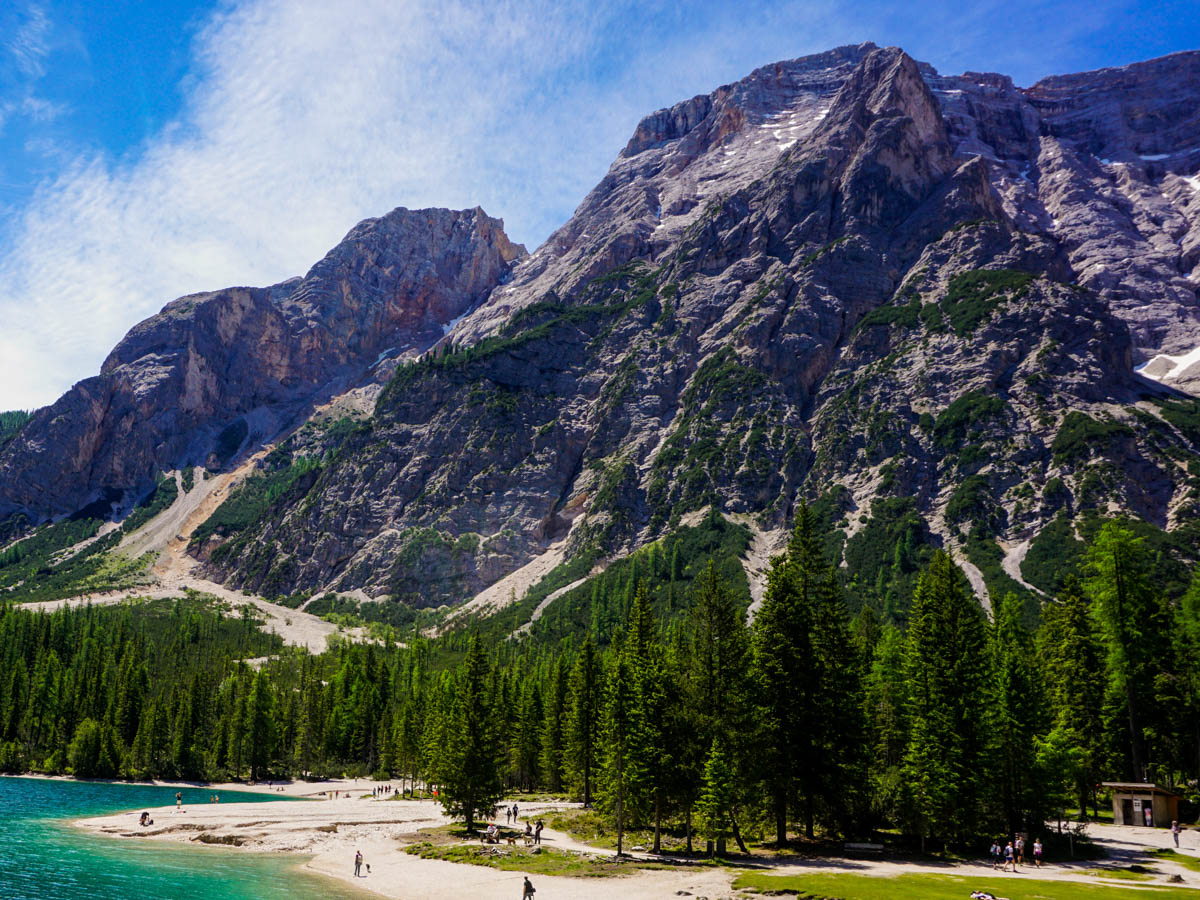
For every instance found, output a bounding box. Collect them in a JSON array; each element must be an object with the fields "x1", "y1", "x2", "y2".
[{"x1": 3, "y1": 42, "x2": 1200, "y2": 621}]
